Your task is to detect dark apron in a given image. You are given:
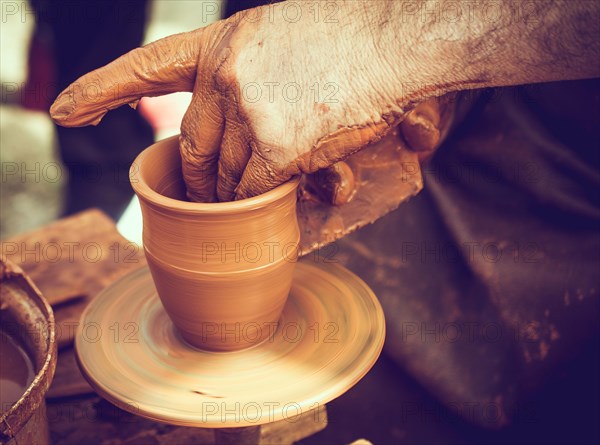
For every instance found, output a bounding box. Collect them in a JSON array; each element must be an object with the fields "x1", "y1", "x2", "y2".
[{"x1": 335, "y1": 79, "x2": 600, "y2": 427}]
